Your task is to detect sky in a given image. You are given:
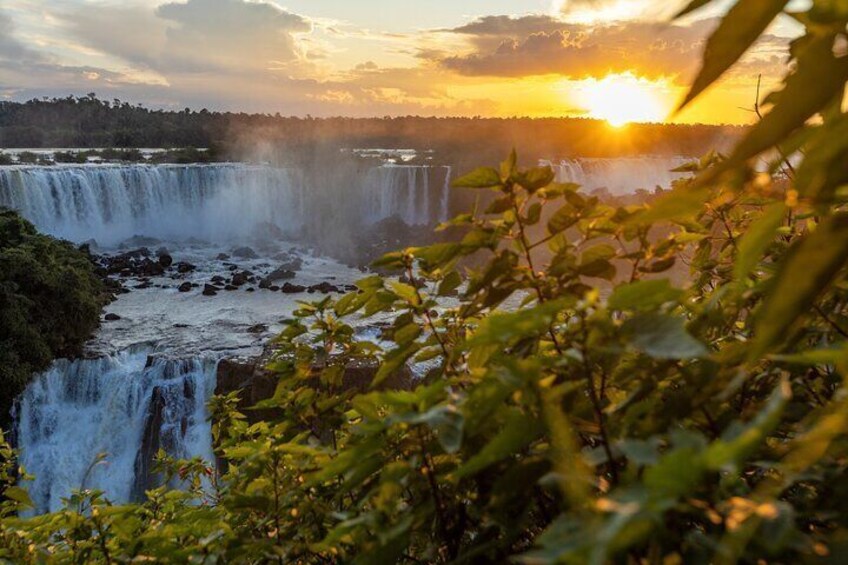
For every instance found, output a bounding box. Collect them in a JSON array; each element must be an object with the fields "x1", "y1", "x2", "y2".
[{"x1": 0, "y1": 0, "x2": 802, "y2": 125}]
